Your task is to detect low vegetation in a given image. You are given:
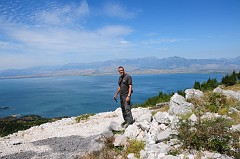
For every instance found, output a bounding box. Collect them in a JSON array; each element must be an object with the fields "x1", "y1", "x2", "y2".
[
  {"x1": 75, "y1": 113, "x2": 95, "y2": 123},
  {"x1": 178, "y1": 117, "x2": 240, "y2": 158},
  {"x1": 139, "y1": 71, "x2": 240, "y2": 158},
  {"x1": 194, "y1": 71, "x2": 240, "y2": 91},
  {"x1": 137, "y1": 91, "x2": 174, "y2": 107},
  {"x1": 0, "y1": 115, "x2": 65, "y2": 137},
  {"x1": 79, "y1": 138, "x2": 144, "y2": 159}
]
